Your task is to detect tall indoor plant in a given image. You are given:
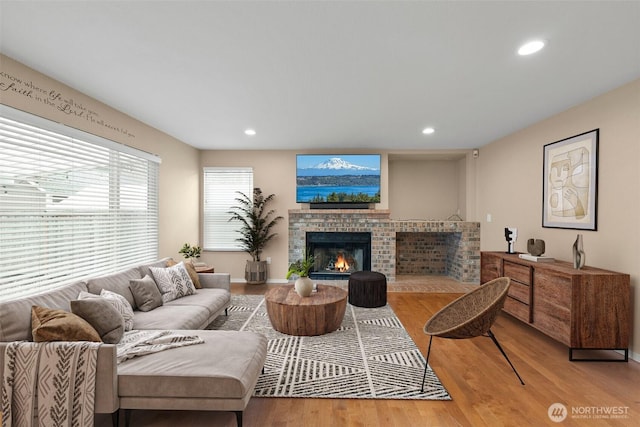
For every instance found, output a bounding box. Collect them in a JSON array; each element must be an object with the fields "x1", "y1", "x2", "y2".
[{"x1": 228, "y1": 188, "x2": 283, "y2": 284}]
